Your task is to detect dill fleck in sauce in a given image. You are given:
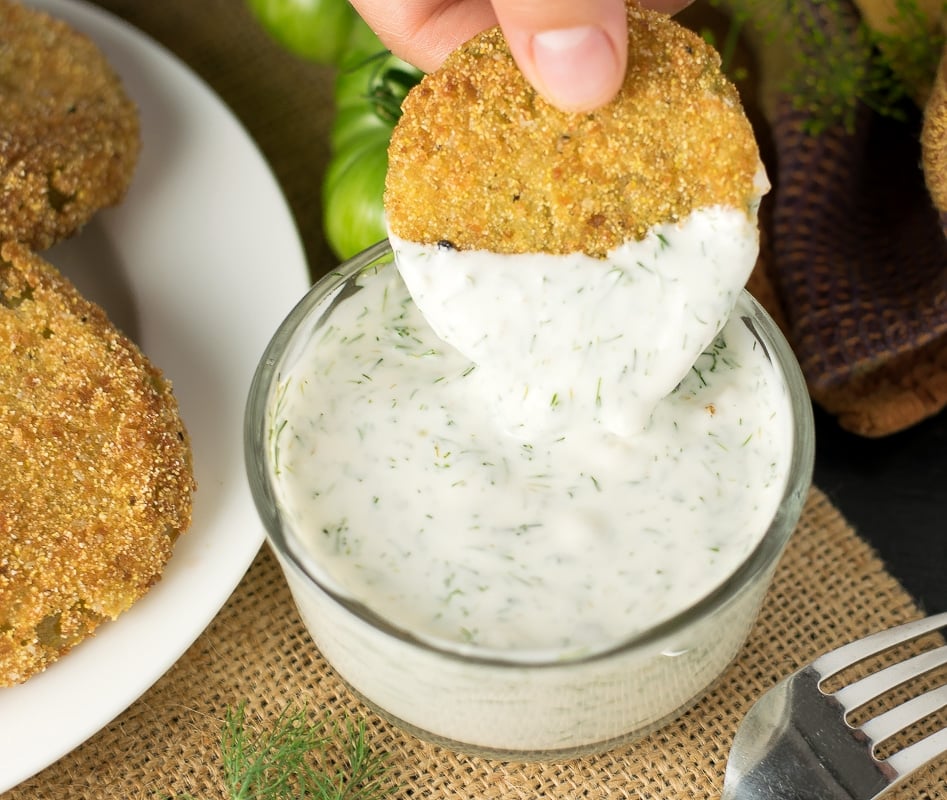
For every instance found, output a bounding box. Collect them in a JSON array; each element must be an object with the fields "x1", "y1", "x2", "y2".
[{"x1": 270, "y1": 209, "x2": 793, "y2": 661}]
